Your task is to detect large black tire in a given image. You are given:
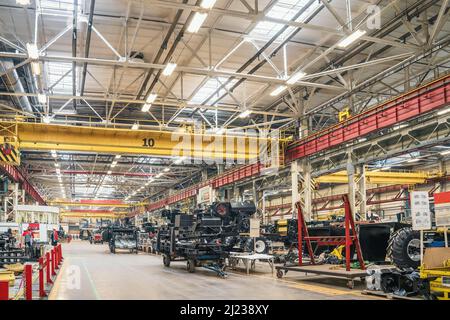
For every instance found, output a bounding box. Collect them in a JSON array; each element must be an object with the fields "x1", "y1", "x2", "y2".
[
  {"x1": 387, "y1": 227, "x2": 420, "y2": 269},
  {"x1": 187, "y1": 259, "x2": 196, "y2": 273},
  {"x1": 163, "y1": 254, "x2": 171, "y2": 267}
]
